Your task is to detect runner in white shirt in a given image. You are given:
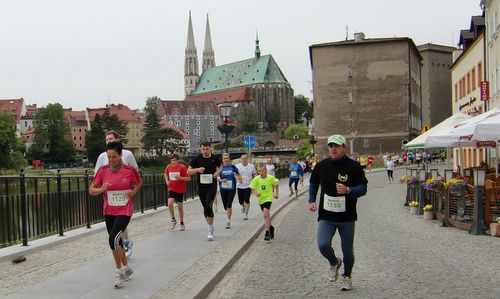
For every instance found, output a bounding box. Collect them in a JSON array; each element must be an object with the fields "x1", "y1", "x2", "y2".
[
  {"x1": 265, "y1": 156, "x2": 276, "y2": 177},
  {"x1": 236, "y1": 154, "x2": 257, "y2": 220},
  {"x1": 94, "y1": 130, "x2": 139, "y2": 258}
]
